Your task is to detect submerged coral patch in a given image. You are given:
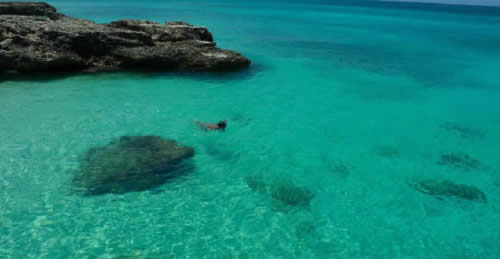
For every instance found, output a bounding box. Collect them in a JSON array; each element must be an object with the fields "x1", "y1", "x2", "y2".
[
  {"x1": 437, "y1": 153, "x2": 481, "y2": 171},
  {"x1": 441, "y1": 122, "x2": 485, "y2": 139},
  {"x1": 245, "y1": 175, "x2": 315, "y2": 212},
  {"x1": 270, "y1": 179, "x2": 315, "y2": 210},
  {"x1": 409, "y1": 179, "x2": 486, "y2": 203},
  {"x1": 72, "y1": 135, "x2": 194, "y2": 195}
]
